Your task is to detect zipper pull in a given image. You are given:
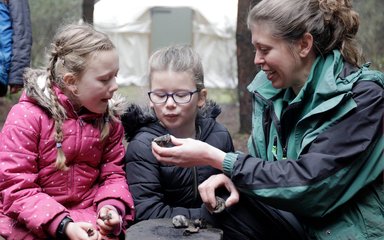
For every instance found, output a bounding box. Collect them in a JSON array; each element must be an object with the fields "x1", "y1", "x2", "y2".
[
  {"x1": 272, "y1": 137, "x2": 278, "y2": 160},
  {"x1": 282, "y1": 146, "x2": 287, "y2": 159}
]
